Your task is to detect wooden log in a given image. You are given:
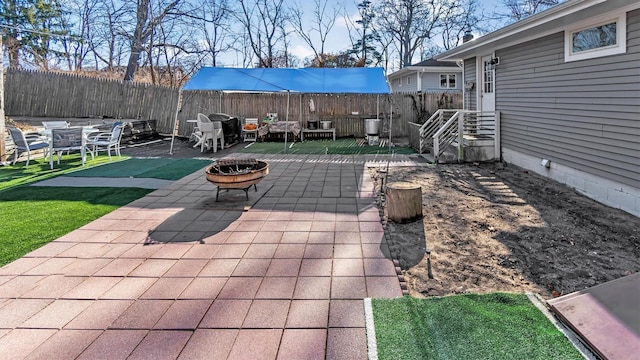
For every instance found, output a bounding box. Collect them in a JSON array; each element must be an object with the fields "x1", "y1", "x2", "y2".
[{"x1": 386, "y1": 181, "x2": 422, "y2": 223}]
